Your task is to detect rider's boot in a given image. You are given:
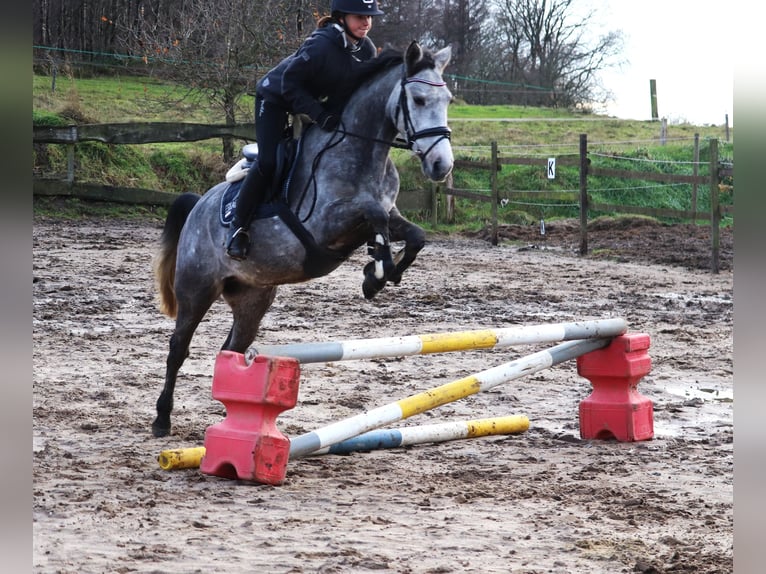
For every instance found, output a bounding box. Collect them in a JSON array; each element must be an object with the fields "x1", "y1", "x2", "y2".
[{"x1": 226, "y1": 166, "x2": 268, "y2": 260}]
